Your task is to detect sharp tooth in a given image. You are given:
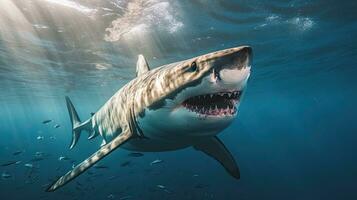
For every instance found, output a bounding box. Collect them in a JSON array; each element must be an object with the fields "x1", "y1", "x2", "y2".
[
  {"x1": 226, "y1": 105, "x2": 229, "y2": 110},
  {"x1": 210, "y1": 94, "x2": 213, "y2": 98},
  {"x1": 215, "y1": 105, "x2": 218, "y2": 110},
  {"x1": 228, "y1": 93, "x2": 231, "y2": 98}
]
